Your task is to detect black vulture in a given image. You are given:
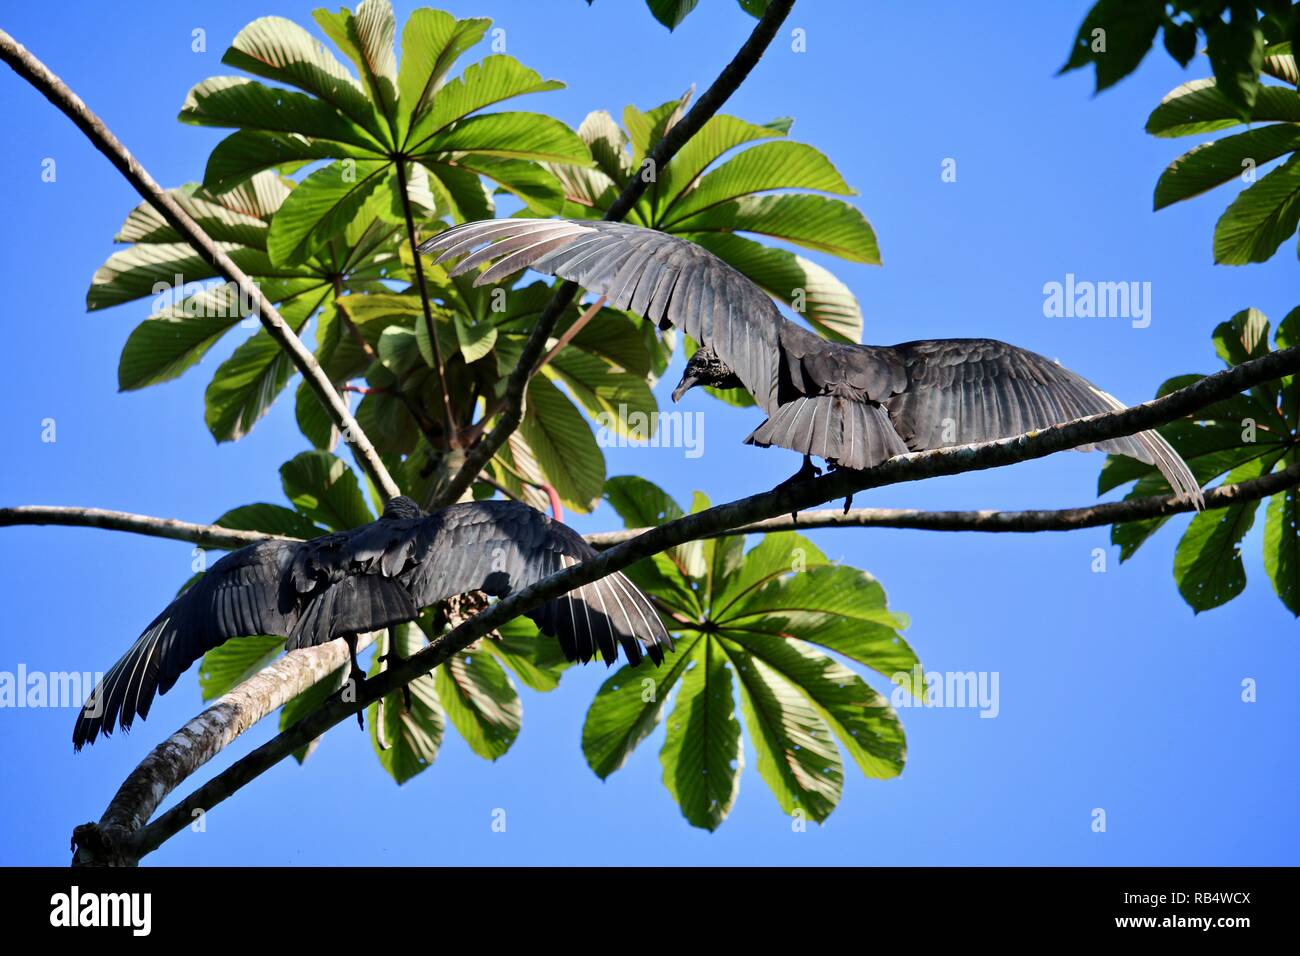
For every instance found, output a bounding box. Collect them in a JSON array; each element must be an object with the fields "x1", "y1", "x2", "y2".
[
  {"x1": 419, "y1": 220, "x2": 1202, "y2": 505},
  {"x1": 73, "y1": 497, "x2": 670, "y2": 750}
]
